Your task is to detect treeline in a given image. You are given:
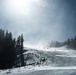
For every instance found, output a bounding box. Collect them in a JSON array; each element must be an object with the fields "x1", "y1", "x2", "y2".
[
  {"x1": 0, "y1": 29, "x2": 25, "y2": 69},
  {"x1": 49, "y1": 41, "x2": 62, "y2": 47},
  {"x1": 49, "y1": 36, "x2": 76, "y2": 49}
]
